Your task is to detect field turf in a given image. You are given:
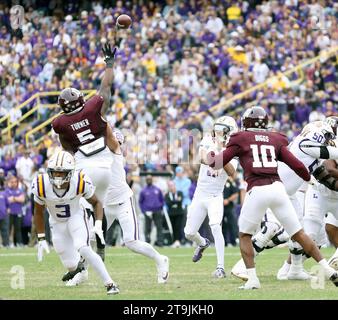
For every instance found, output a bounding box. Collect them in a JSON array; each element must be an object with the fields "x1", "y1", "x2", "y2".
[{"x1": 0, "y1": 246, "x2": 337, "y2": 300}]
